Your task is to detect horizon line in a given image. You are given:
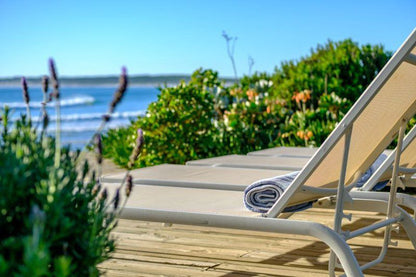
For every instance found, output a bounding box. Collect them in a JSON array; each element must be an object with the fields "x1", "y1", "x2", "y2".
[{"x1": 0, "y1": 72, "x2": 238, "y2": 80}]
